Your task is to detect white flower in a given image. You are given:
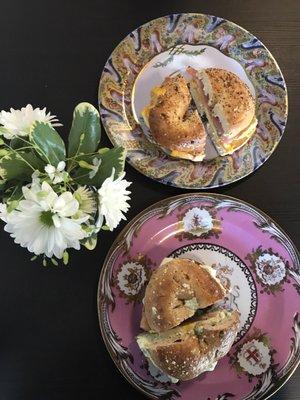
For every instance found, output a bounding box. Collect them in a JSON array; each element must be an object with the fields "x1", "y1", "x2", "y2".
[
  {"x1": 0, "y1": 104, "x2": 61, "y2": 139},
  {"x1": 74, "y1": 186, "x2": 97, "y2": 215},
  {"x1": 0, "y1": 203, "x2": 8, "y2": 222},
  {"x1": 237, "y1": 339, "x2": 271, "y2": 376},
  {"x1": 97, "y1": 168, "x2": 131, "y2": 231},
  {"x1": 255, "y1": 253, "x2": 286, "y2": 286},
  {"x1": 117, "y1": 262, "x2": 147, "y2": 296},
  {"x1": 88, "y1": 157, "x2": 101, "y2": 179},
  {"x1": 31, "y1": 170, "x2": 40, "y2": 187},
  {"x1": 45, "y1": 161, "x2": 66, "y2": 184},
  {"x1": 3, "y1": 180, "x2": 89, "y2": 259},
  {"x1": 182, "y1": 207, "x2": 213, "y2": 236}
]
